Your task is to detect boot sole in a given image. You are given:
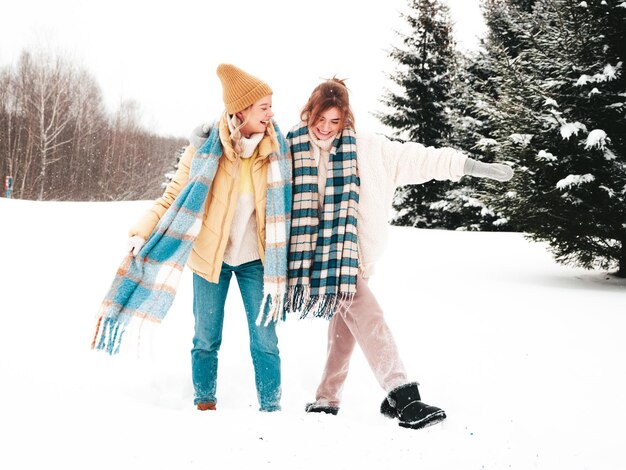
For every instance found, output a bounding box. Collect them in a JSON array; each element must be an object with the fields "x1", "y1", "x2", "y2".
[
  {"x1": 305, "y1": 402, "x2": 339, "y2": 415},
  {"x1": 398, "y1": 410, "x2": 446, "y2": 430},
  {"x1": 305, "y1": 406, "x2": 339, "y2": 415}
]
